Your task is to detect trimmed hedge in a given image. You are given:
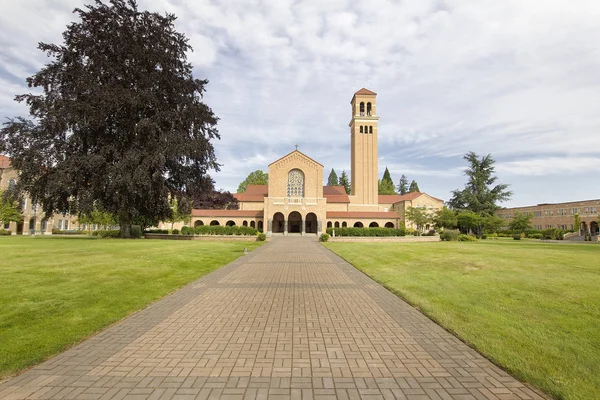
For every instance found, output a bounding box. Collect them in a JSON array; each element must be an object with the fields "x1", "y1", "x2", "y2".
[
  {"x1": 0, "y1": 229, "x2": 12, "y2": 236},
  {"x1": 440, "y1": 230, "x2": 459, "y2": 241},
  {"x1": 257, "y1": 233, "x2": 267, "y2": 241},
  {"x1": 51, "y1": 229, "x2": 88, "y2": 235},
  {"x1": 326, "y1": 227, "x2": 406, "y2": 237},
  {"x1": 180, "y1": 225, "x2": 258, "y2": 236},
  {"x1": 91, "y1": 230, "x2": 120, "y2": 238},
  {"x1": 458, "y1": 234, "x2": 477, "y2": 241}
]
